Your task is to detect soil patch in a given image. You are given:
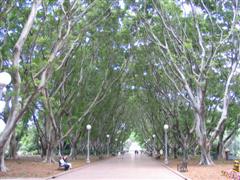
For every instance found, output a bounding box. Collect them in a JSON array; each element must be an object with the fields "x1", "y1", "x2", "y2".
[
  {"x1": 167, "y1": 158, "x2": 234, "y2": 180},
  {"x1": 0, "y1": 156, "x2": 237, "y2": 179},
  {"x1": 0, "y1": 155, "x2": 99, "y2": 178}
]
